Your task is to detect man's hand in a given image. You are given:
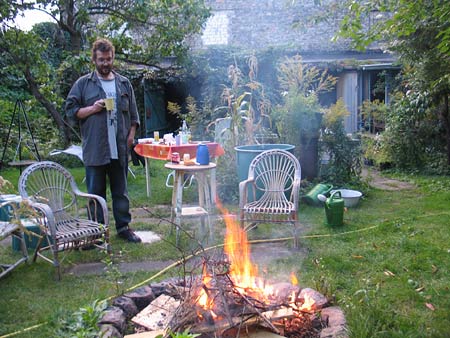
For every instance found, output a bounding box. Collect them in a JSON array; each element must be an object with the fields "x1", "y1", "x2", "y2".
[
  {"x1": 127, "y1": 124, "x2": 137, "y2": 148},
  {"x1": 127, "y1": 134, "x2": 134, "y2": 148},
  {"x1": 76, "y1": 99, "x2": 105, "y2": 119},
  {"x1": 93, "y1": 99, "x2": 106, "y2": 112}
]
